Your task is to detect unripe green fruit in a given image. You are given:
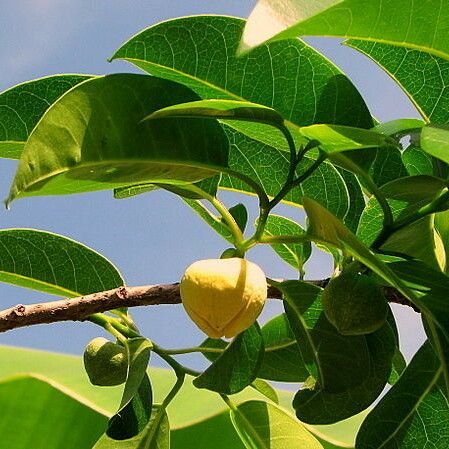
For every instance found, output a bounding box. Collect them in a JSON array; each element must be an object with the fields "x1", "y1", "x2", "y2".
[
  {"x1": 180, "y1": 258, "x2": 267, "y2": 339},
  {"x1": 83, "y1": 337, "x2": 128, "y2": 386},
  {"x1": 322, "y1": 273, "x2": 388, "y2": 336}
]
